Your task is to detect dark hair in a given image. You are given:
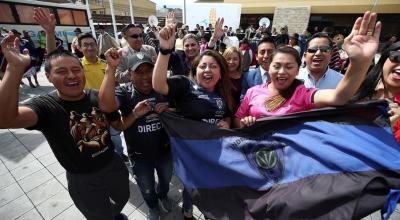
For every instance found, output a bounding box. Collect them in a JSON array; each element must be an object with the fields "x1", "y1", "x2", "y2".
[
  {"x1": 190, "y1": 50, "x2": 234, "y2": 112},
  {"x1": 306, "y1": 32, "x2": 333, "y2": 49},
  {"x1": 352, "y1": 41, "x2": 400, "y2": 102},
  {"x1": 257, "y1": 36, "x2": 276, "y2": 49},
  {"x1": 78, "y1": 33, "x2": 97, "y2": 46},
  {"x1": 269, "y1": 46, "x2": 303, "y2": 99},
  {"x1": 289, "y1": 35, "x2": 299, "y2": 46},
  {"x1": 44, "y1": 50, "x2": 82, "y2": 73},
  {"x1": 121, "y1": 23, "x2": 143, "y2": 36}
]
